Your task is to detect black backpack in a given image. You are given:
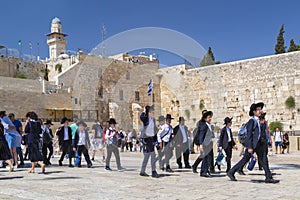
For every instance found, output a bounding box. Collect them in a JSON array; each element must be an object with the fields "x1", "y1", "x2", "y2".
[{"x1": 43, "y1": 128, "x2": 52, "y2": 144}]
